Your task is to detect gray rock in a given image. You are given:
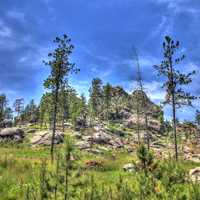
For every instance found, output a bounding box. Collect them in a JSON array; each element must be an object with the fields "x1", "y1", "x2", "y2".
[
  {"x1": 76, "y1": 141, "x2": 91, "y2": 150},
  {"x1": 123, "y1": 163, "x2": 135, "y2": 172},
  {"x1": 0, "y1": 128, "x2": 24, "y2": 139},
  {"x1": 31, "y1": 131, "x2": 64, "y2": 145},
  {"x1": 118, "y1": 108, "x2": 132, "y2": 119},
  {"x1": 85, "y1": 148, "x2": 103, "y2": 154},
  {"x1": 92, "y1": 132, "x2": 111, "y2": 144}
]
